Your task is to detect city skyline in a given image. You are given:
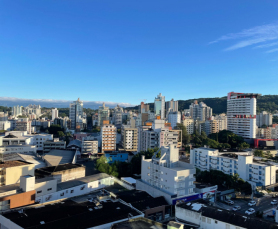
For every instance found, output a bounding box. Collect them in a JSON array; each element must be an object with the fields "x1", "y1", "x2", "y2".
[{"x1": 1, "y1": 1, "x2": 278, "y2": 104}]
